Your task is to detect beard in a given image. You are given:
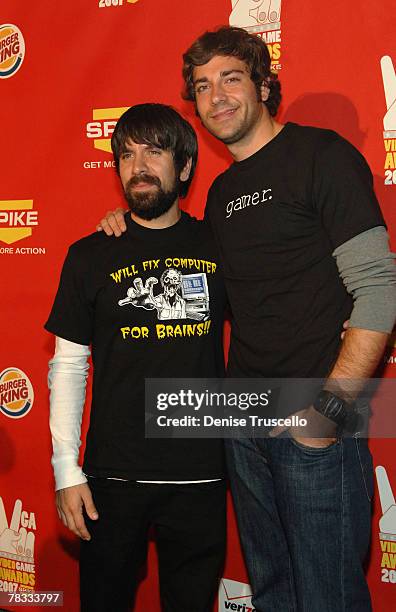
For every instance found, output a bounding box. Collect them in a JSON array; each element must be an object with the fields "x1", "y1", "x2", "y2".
[
  {"x1": 204, "y1": 114, "x2": 253, "y2": 145},
  {"x1": 124, "y1": 173, "x2": 178, "y2": 221}
]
